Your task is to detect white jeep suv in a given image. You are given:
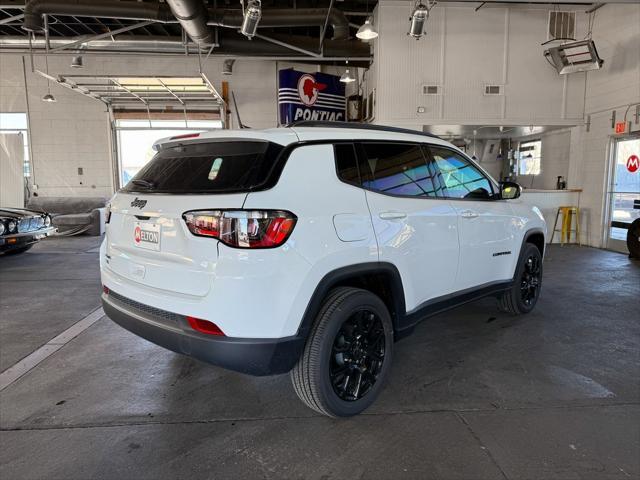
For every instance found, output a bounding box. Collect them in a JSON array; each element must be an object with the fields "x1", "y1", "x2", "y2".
[{"x1": 101, "y1": 122, "x2": 546, "y2": 417}]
